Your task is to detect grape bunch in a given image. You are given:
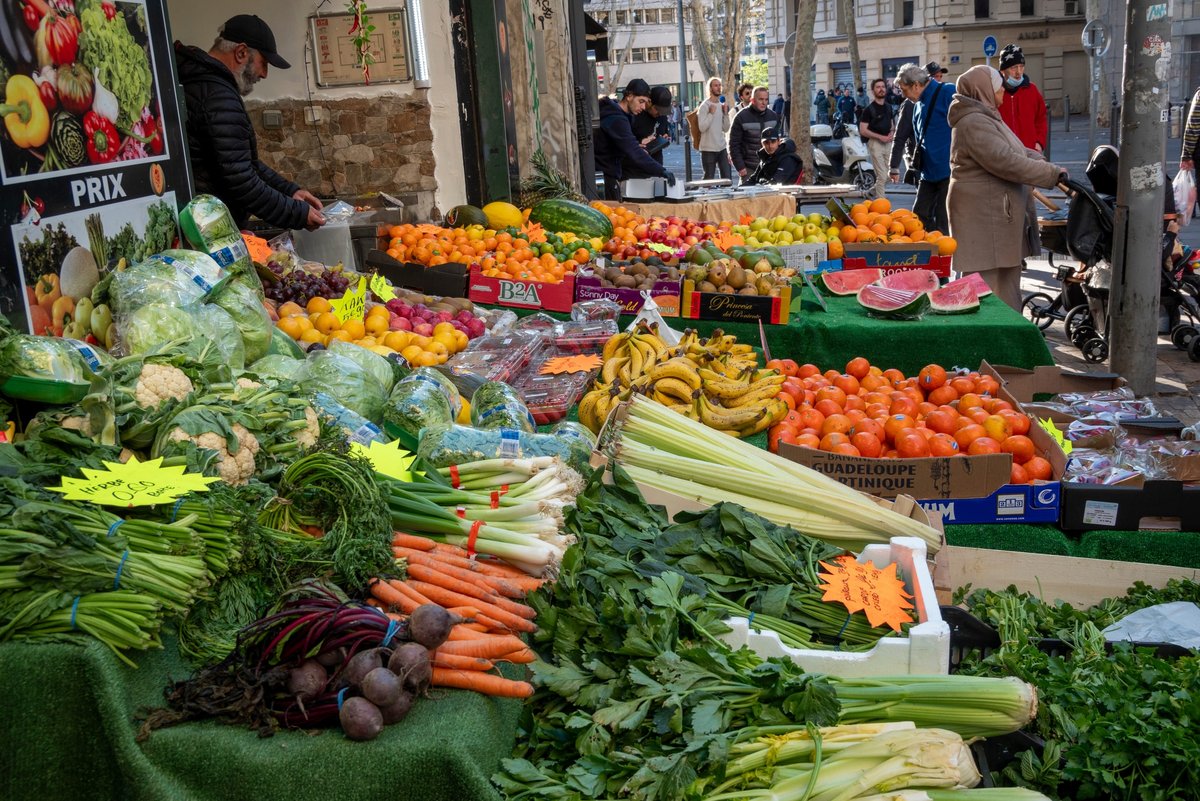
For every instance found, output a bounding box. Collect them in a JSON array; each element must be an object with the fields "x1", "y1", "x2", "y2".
[{"x1": 264, "y1": 266, "x2": 352, "y2": 305}]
